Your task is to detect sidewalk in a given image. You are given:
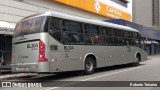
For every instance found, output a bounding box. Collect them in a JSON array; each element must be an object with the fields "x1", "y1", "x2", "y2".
[
  {"x1": 0, "y1": 65, "x2": 37, "y2": 80},
  {"x1": 0, "y1": 73, "x2": 37, "y2": 80},
  {"x1": 148, "y1": 54, "x2": 160, "y2": 60}
]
